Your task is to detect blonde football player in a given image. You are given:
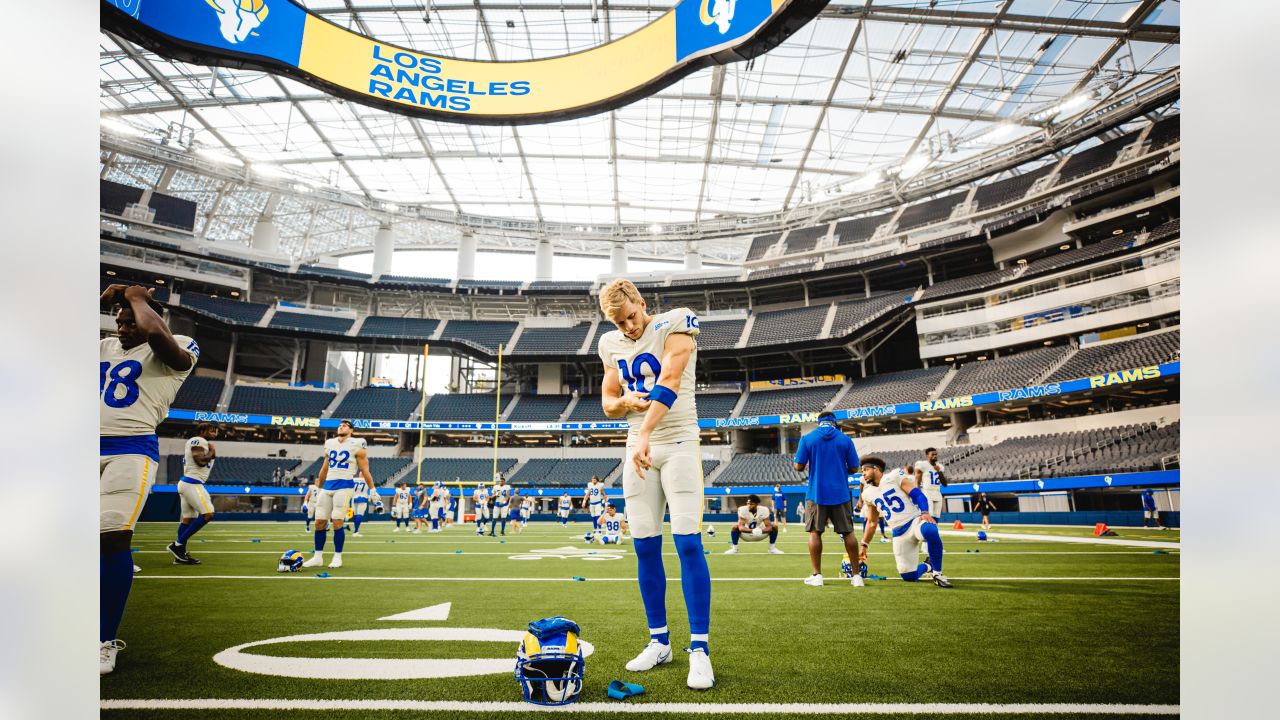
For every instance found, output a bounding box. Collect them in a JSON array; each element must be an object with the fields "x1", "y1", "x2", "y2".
[
  {"x1": 302, "y1": 420, "x2": 372, "y2": 568},
  {"x1": 100, "y1": 284, "x2": 199, "y2": 673},
  {"x1": 168, "y1": 422, "x2": 220, "y2": 565},
  {"x1": 858, "y1": 456, "x2": 952, "y2": 588},
  {"x1": 598, "y1": 278, "x2": 713, "y2": 690}
]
